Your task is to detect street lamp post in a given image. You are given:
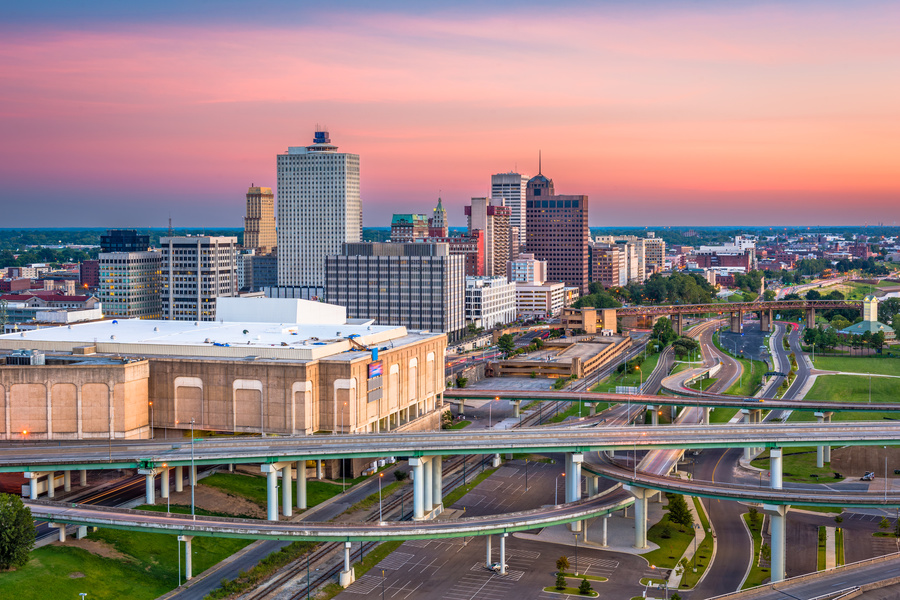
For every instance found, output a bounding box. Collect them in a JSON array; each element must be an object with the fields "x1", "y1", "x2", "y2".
[
  {"x1": 525, "y1": 458, "x2": 528, "y2": 492},
  {"x1": 378, "y1": 472, "x2": 384, "y2": 522},
  {"x1": 342, "y1": 402, "x2": 347, "y2": 491},
  {"x1": 573, "y1": 532, "x2": 579, "y2": 576},
  {"x1": 149, "y1": 401, "x2": 154, "y2": 439},
  {"x1": 556, "y1": 472, "x2": 565, "y2": 505},
  {"x1": 190, "y1": 418, "x2": 195, "y2": 518},
  {"x1": 637, "y1": 365, "x2": 643, "y2": 394}
]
